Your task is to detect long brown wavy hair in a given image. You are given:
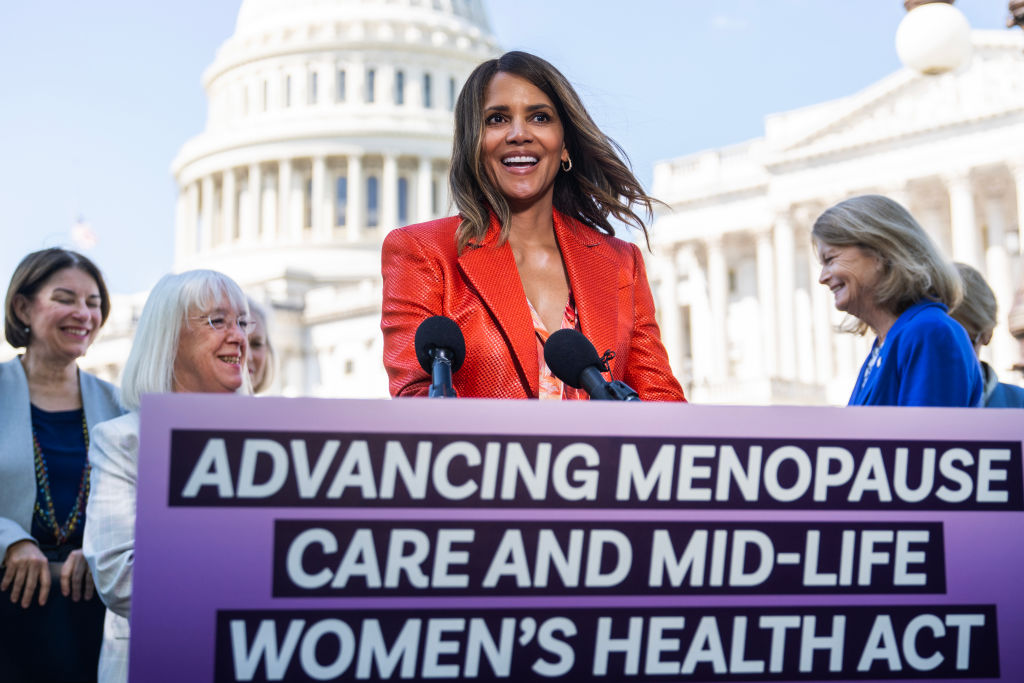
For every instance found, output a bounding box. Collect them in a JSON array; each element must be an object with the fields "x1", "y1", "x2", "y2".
[
  {"x1": 812, "y1": 194, "x2": 962, "y2": 335},
  {"x1": 450, "y1": 51, "x2": 657, "y2": 253}
]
